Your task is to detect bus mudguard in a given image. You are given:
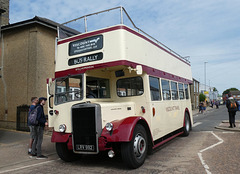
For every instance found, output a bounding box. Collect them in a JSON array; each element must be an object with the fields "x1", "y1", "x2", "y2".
[
  {"x1": 101, "y1": 116, "x2": 151, "y2": 142},
  {"x1": 51, "y1": 130, "x2": 71, "y2": 143},
  {"x1": 184, "y1": 108, "x2": 191, "y2": 123}
]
